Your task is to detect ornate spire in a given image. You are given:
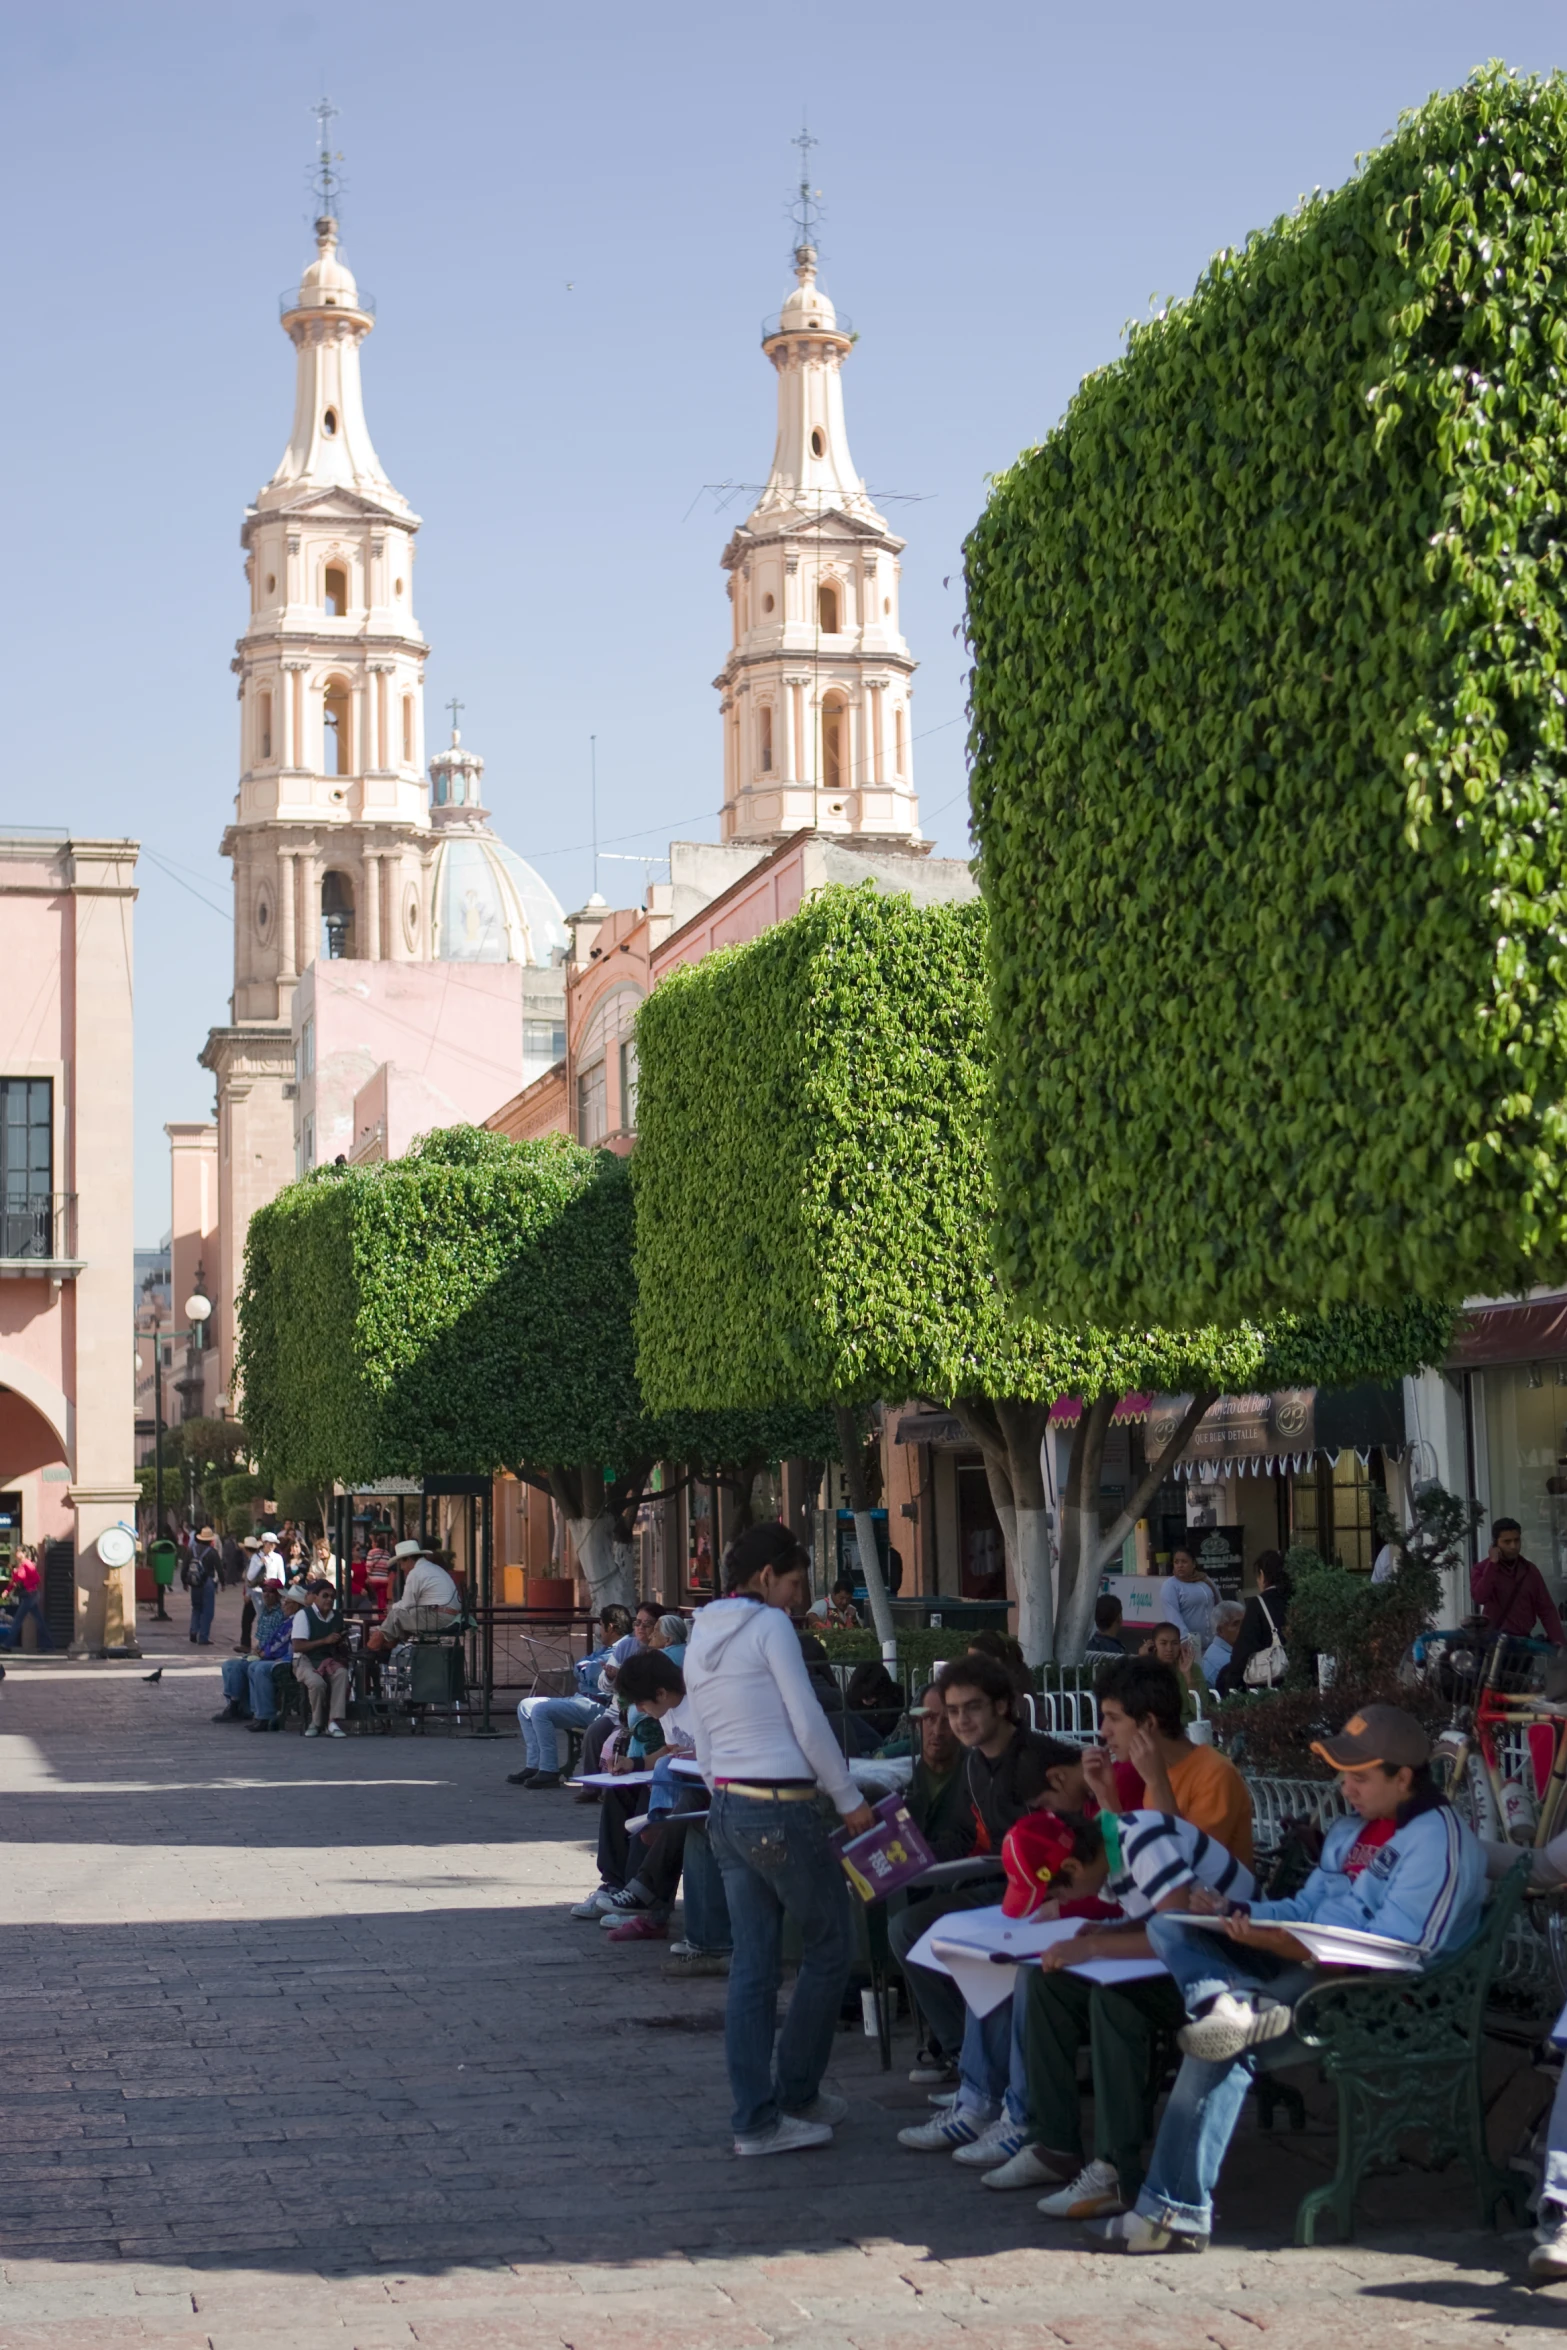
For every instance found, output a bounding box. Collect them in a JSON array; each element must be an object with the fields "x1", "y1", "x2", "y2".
[{"x1": 257, "y1": 106, "x2": 401, "y2": 511}]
